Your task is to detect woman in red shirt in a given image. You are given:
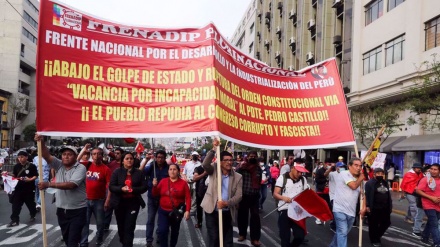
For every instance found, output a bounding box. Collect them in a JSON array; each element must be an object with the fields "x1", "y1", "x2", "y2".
[
  {"x1": 270, "y1": 161, "x2": 280, "y2": 195},
  {"x1": 153, "y1": 163, "x2": 191, "y2": 247}
]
